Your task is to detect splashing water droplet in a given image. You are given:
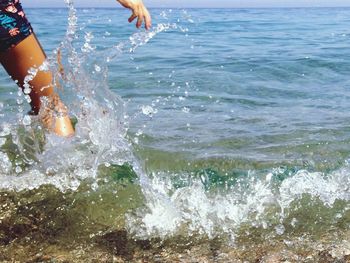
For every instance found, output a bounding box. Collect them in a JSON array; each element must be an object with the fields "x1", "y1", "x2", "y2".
[
  {"x1": 182, "y1": 107, "x2": 190, "y2": 113},
  {"x1": 15, "y1": 166, "x2": 22, "y2": 174},
  {"x1": 141, "y1": 105, "x2": 158, "y2": 117},
  {"x1": 23, "y1": 85, "x2": 31, "y2": 95},
  {"x1": 25, "y1": 95, "x2": 31, "y2": 103},
  {"x1": 22, "y1": 115, "x2": 31, "y2": 126},
  {"x1": 16, "y1": 98, "x2": 23, "y2": 105},
  {"x1": 94, "y1": 65, "x2": 101, "y2": 72},
  {"x1": 275, "y1": 224, "x2": 285, "y2": 235}
]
